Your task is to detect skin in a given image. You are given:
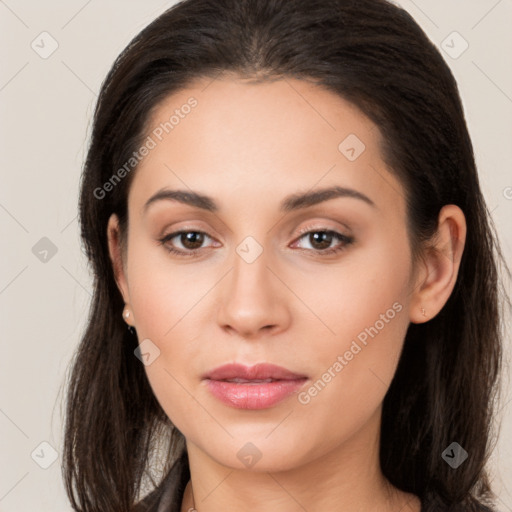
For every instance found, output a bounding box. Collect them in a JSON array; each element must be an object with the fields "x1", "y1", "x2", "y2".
[{"x1": 107, "y1": 75, "x2": 466, "y2": 512}]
